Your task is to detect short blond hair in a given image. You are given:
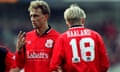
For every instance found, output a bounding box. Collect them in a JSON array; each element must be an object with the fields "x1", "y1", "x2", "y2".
[
  {"x1": 64, "y1": 4, "x2": 86, "y2": 24},
  {"x1": 28, "y1": 0, "x2": 50, "y2": 16}
]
